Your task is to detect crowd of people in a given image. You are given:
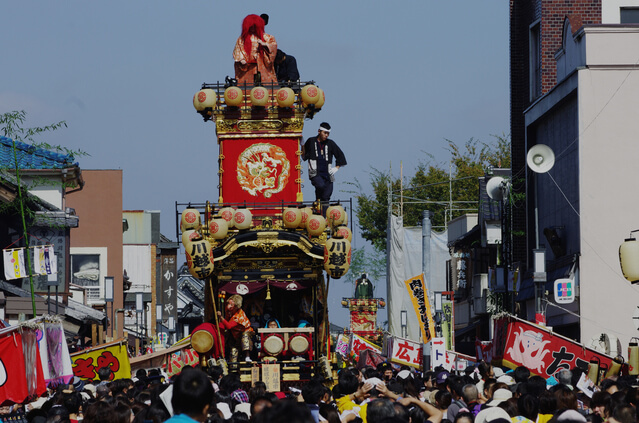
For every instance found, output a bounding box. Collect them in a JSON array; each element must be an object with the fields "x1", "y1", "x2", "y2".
[{"x1": 7, "y1": 360, "x2": 638, "y2": 423}]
